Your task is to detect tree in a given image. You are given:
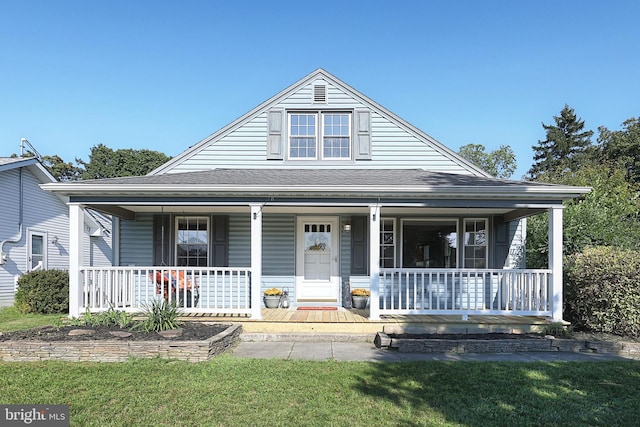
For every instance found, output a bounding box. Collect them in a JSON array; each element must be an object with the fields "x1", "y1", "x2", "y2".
[
  {"x1": 9, "y1": 151, "x2": 81, "y2": 181},
  {"x1": 598, "y1": 117, "x2": 640, "y2": 184},
  {"x1": 527, "y1": 105, "x2": 594, "y2": 180},
  {"x1": 457, "y1": 144, "x2": 516, "y2": 179},
  {"x1": 78, "y1": 144, "x2": 171, "y2": 179},
  {"x1": 41, "y1": 155, "x2": 82, "y2": 181},
  {"x1": 526, "y1": 164, "x2": 640, "y2": 268}
]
